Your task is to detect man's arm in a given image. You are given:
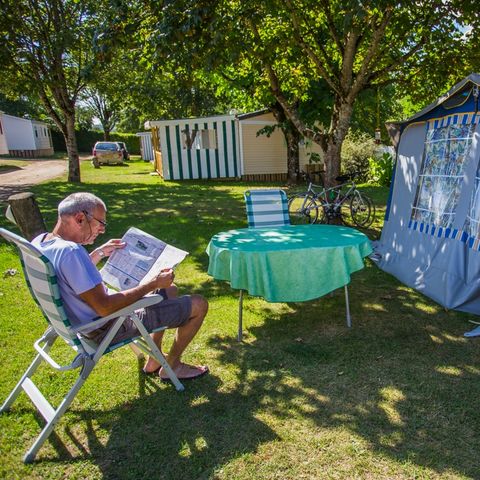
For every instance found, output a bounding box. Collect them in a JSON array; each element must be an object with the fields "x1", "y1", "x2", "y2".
[{"x1": 79, "y1": 269, "x2": 174, "y2": 317}]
